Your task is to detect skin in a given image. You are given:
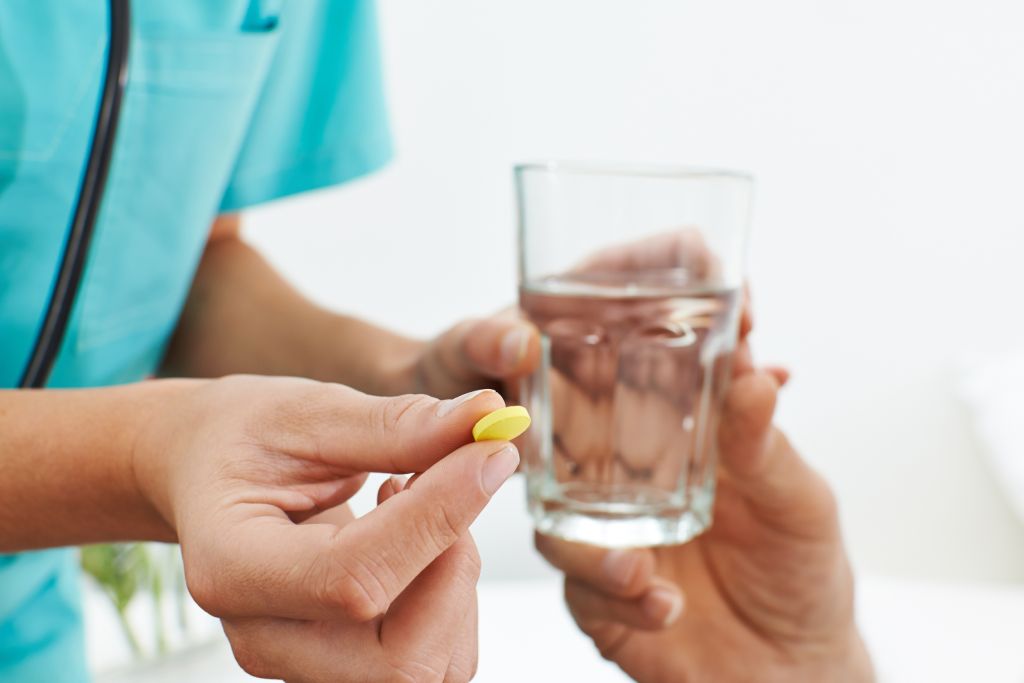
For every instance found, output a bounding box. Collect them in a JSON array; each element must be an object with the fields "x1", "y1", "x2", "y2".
[
  {"x1": 525, "y1": 229, "x2": 872, "y2": 680},
  {"x1": 0, "y1": 380, "x2": 517, "y2": 682},
  {"x1": 1, "y1": 217, "x2": 871, "y2": 681},
  {"x1": 1, "y1": 214, "x2": 538, "y2": 682},
  {"x1": 161, "y1": 215, "x2": 540, "y2": 398},
  {"x1": 534, "y1": 322, "x2": 876, "y2": 682}
]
